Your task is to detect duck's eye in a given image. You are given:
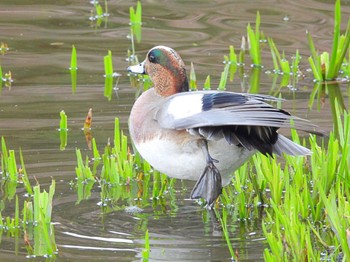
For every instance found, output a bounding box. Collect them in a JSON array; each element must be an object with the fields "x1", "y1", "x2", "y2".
[
  {"x1": 148, "y1": 49, "x2": 161, "y2": 64},
  {"x1": 149, "y1": 55, "x2": 156, "y2": 63}
]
